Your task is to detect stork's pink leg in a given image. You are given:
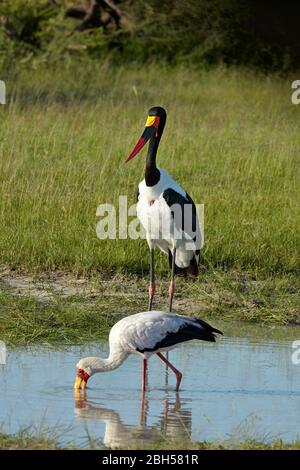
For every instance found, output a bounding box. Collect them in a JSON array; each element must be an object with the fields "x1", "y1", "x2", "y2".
[
  {"x1": 168, "y1": 280, "x2": 175, "y2": 299},
  {"x1": 142, "y1": 358, "x2": 147, "y2": 393},
  {"x1": 148, "y1": 282, "x2": 156, "y2": 311},
  {"x1": 156, "y1": 352, "x2": 182, "y2": 391}
]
